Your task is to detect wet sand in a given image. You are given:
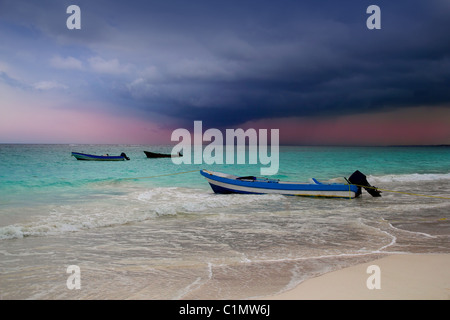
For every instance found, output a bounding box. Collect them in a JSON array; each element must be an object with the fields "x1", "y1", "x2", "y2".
[{"x1": 263, "y1": 254, "x2": 450, "y2": 300}]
